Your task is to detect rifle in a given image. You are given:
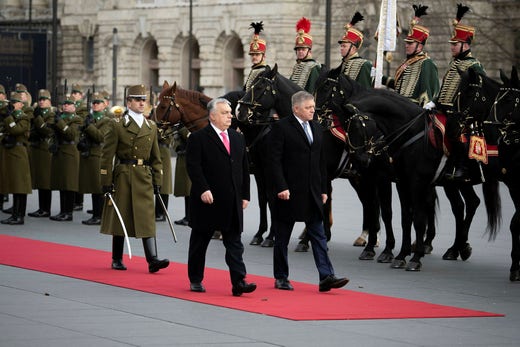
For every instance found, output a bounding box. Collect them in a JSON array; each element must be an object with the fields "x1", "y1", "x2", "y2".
[
  {"x1": 48, "y1": 85, "x2": 62, "y2": 154},
  {"x1": 77, "y1": 88, "x2": 93, "y2": 157}
]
